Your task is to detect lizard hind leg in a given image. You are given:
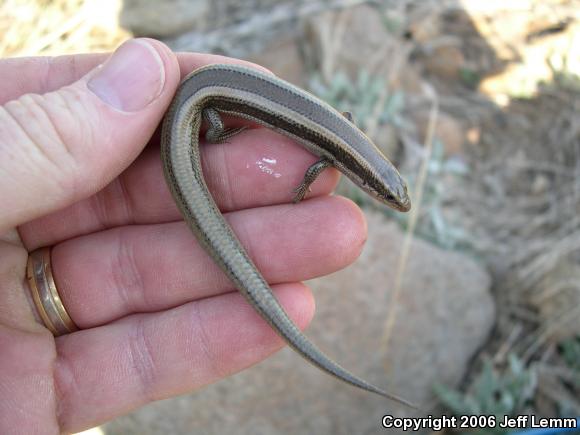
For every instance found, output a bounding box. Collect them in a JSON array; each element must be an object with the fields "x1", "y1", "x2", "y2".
[{"x1": 203, "y1": 107, "x2": 247, "y2": 143}]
